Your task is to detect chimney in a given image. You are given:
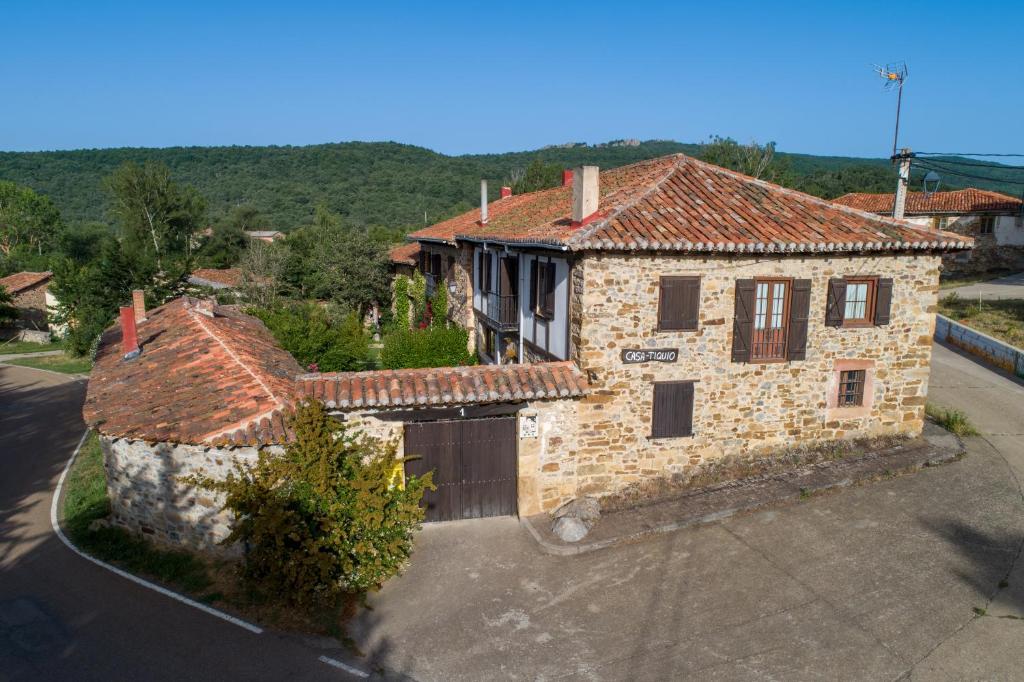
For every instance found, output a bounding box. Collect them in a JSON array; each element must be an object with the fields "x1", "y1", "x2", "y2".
[
  {"x1": 500, "y1": 186, "x2": 512, "y2": 199},
  {"x1": 562, "y1": 169, "x2": 573, "y2": 187},
  {"x1": 132, "y1": 289, "x2": 147, "y2": 324},
  {"x1": 119, "y1": 306, "x2": 140, "y2": 360},
  {"x1": 480, "y1": 179, "x2": 488, "y2": 224},
  {"x1": 892, "y1": 148, "x2": 912, "y2": 221},
  {"x1": 193, "y1": 298, "x2": 216, "y2": 318},
  {"x1": 571, "y1": 165, "x2": 600, "y2": 226}
]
